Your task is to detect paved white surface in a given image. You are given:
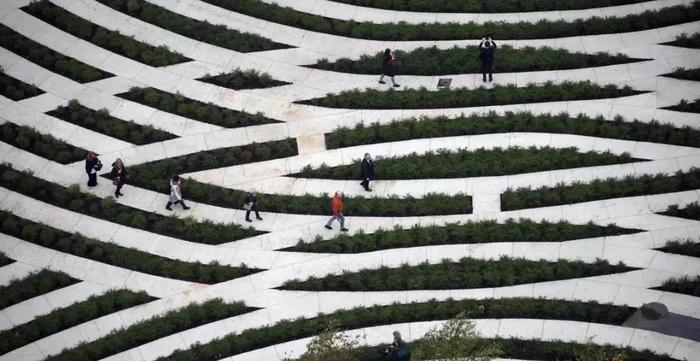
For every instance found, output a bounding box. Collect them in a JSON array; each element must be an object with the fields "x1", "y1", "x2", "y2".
[{"x1": 0, "y1": 0, "x2": 699, "y2": 360}]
